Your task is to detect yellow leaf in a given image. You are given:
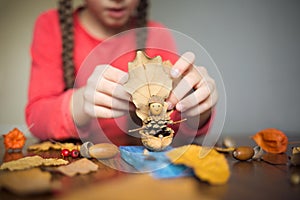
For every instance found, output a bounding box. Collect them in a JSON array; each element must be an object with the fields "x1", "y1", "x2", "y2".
[{"x1": 167, "y1": 144, "x2": 230, "y2": 185}]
